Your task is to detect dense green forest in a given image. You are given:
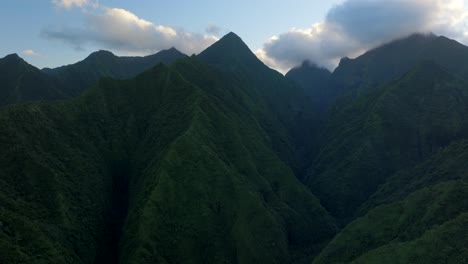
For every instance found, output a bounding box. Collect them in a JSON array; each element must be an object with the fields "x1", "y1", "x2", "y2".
[{"x1": 0, "y1": 32, "x2": 467, "y2": 263}]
